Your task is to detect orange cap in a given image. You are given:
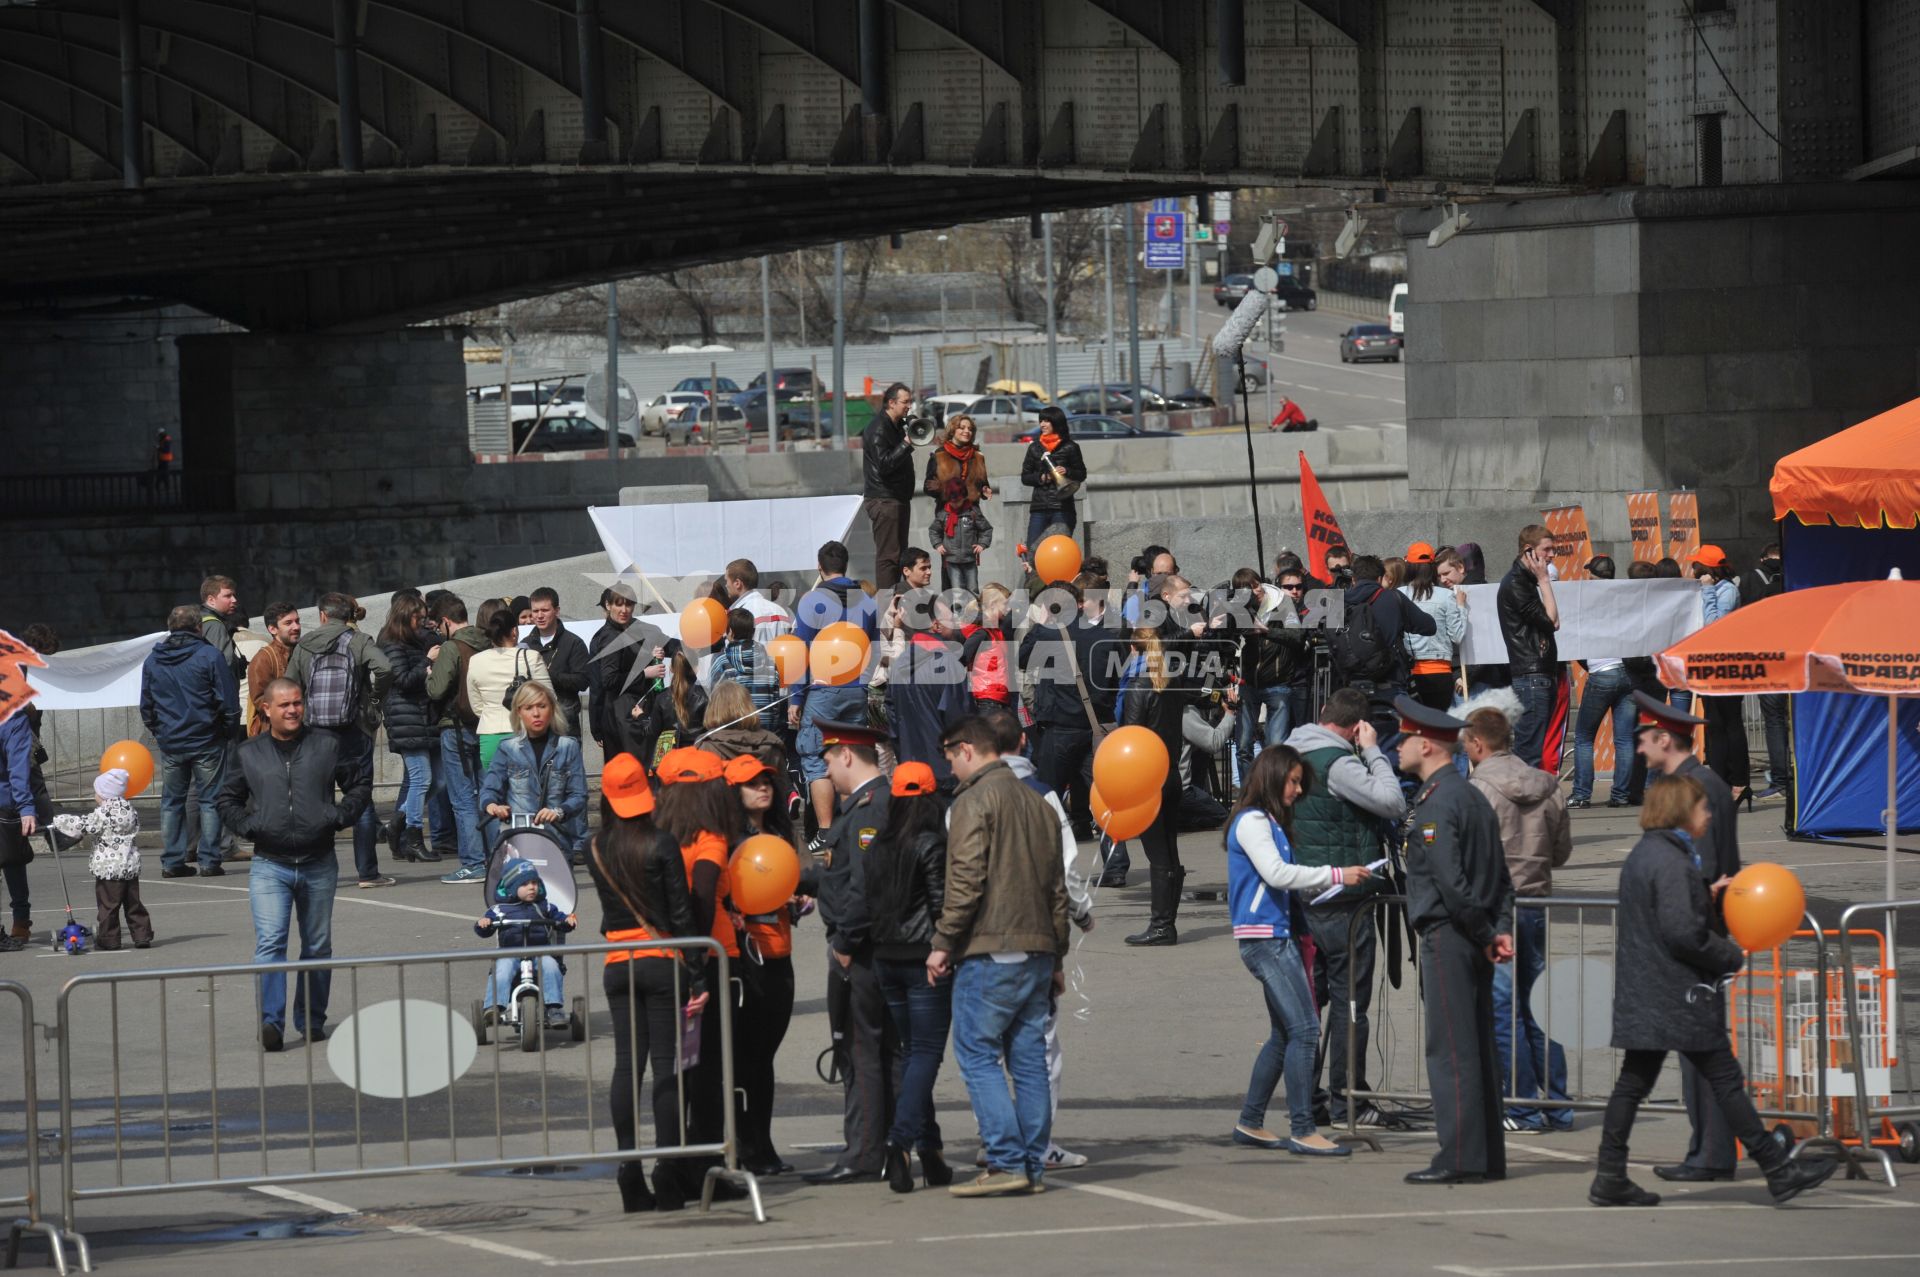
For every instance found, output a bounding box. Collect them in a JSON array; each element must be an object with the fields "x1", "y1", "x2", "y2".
[
  {"x1": 723, "y1": 754, "x2": 775, "y2": 786},
  {"x1": 891, "y1": 761, "x2": 938, "y2": 797},
  {"x1": 1405, "y1": 541, "x2": 1436, "y2": 564},
  {"x1": 601, "y1": 753, "x2": 656, "y2": 818},
  {"x1": 1691, "y1": 544, "x2": 1728, "y2": 569},
  {"x1": 656, "y1": 747, "x2": 724, "y2": 785}
]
